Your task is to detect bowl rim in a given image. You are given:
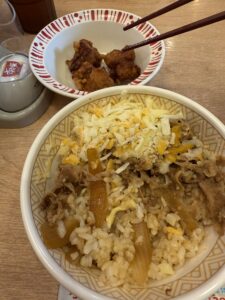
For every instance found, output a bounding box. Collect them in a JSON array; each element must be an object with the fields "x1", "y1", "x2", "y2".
[
  {"x1": 29, "y1": 8, "x2": 165, "y2": 98},
  {"x1": 20, "y1": 85, "x2": 225, "y2": 300}
]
